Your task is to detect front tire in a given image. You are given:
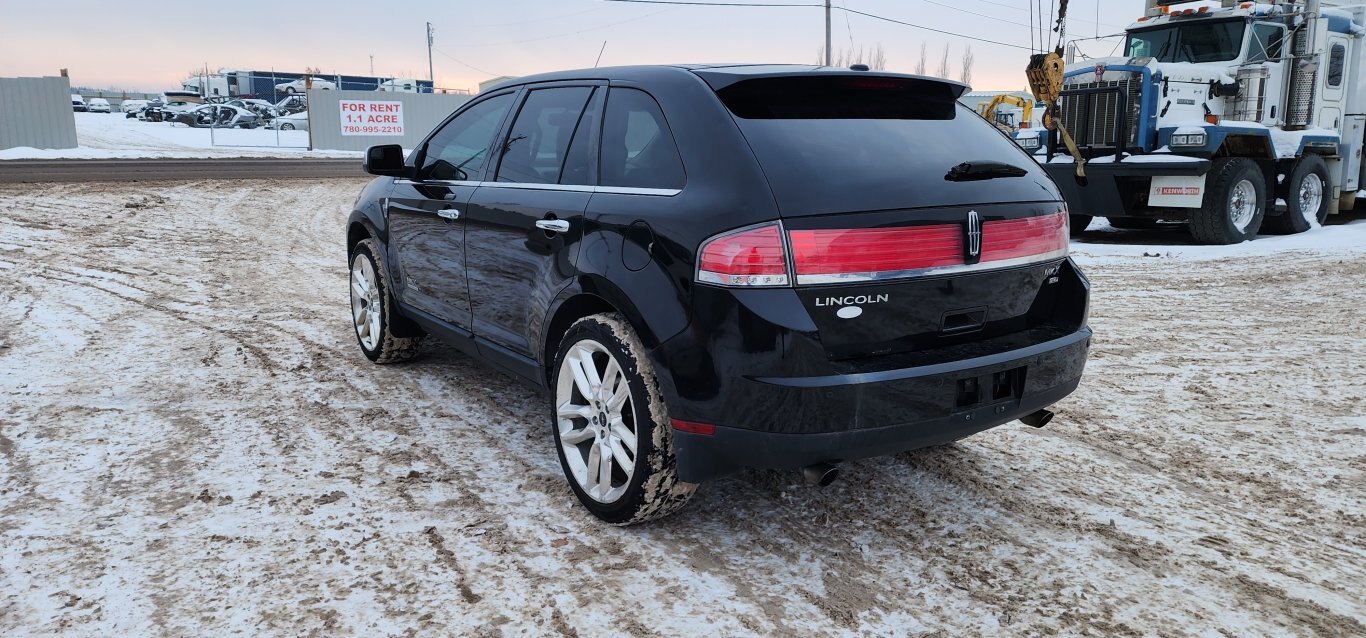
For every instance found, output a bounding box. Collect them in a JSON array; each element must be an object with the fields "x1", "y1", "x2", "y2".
[
  {"x1": 349, "y1": 239, "x2": 423, "y2": 363},
  {"x1": 1263, "y1": 155, "x2": 1329, "y2": 235},
  {"x1": 1189, "y1": 157, "x2": 1266, "y2": 245},
  {"x1": 279, "y1": 123, "x2": 295, "y2": 131},
  {"x1": 551, "y1": 314, "x2": 697, "y2": 525}
]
